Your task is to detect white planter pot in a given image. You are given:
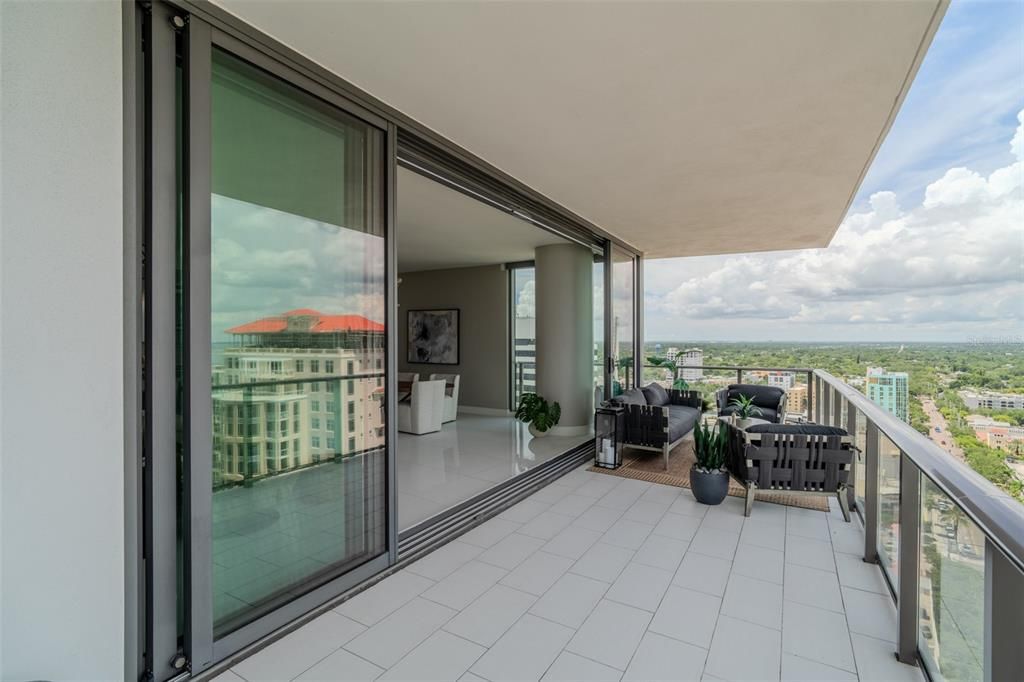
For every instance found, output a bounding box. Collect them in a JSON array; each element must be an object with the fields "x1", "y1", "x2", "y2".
[
  {"x1": 528, "y1": 423, "x2": 548, "y2": 438},
  {"x1": 737, "y1": 417, "x2": 754, "y2": 429}
]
